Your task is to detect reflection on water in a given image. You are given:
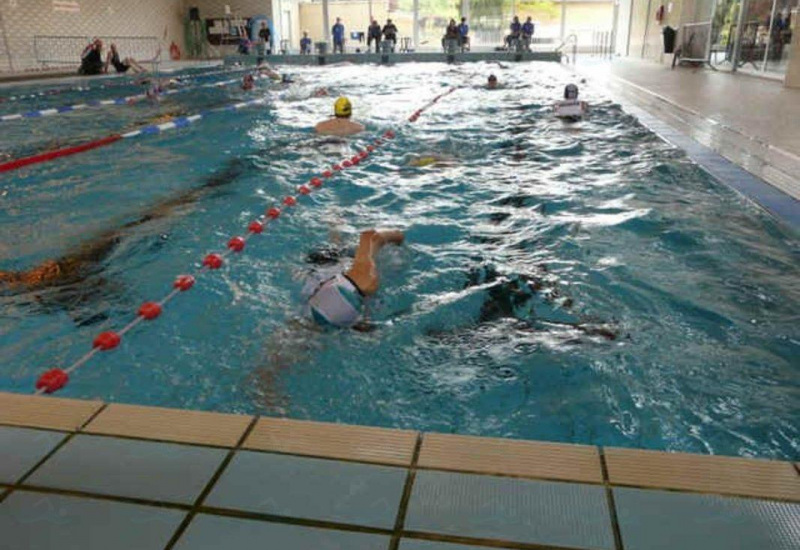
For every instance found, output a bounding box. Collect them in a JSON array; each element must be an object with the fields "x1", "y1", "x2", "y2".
[{"x1": 0, "y1": 62, "x2": 798, "y2": 460}]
